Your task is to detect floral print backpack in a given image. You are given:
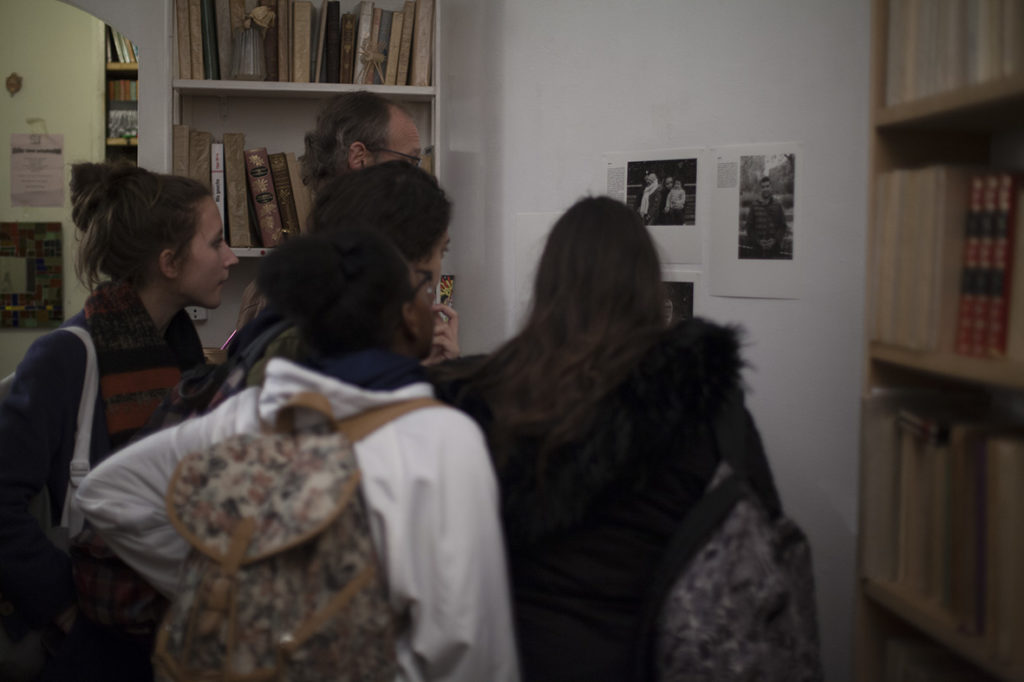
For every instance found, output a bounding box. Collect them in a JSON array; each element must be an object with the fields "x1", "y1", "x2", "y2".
[{"x1": 154, "y1": 393, "x2": 439, "y2": 682}]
